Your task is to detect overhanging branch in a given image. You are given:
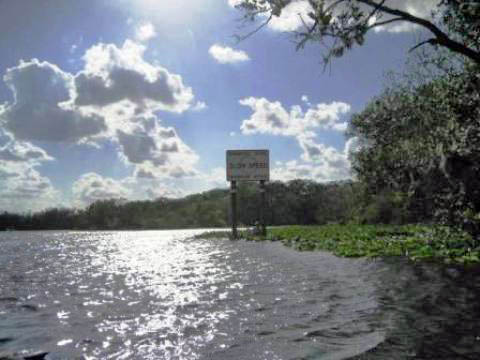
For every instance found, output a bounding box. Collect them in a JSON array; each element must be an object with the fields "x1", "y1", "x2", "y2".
[
  {"x1": 234, "y1": 14, "x2": 273, "y2": 43},
  {"x1": 357, "y1": 0, "x2": 480, "y2": 63},
  {"x1": 409, "y1": 38, "x2": 439, "y2": 53}
]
